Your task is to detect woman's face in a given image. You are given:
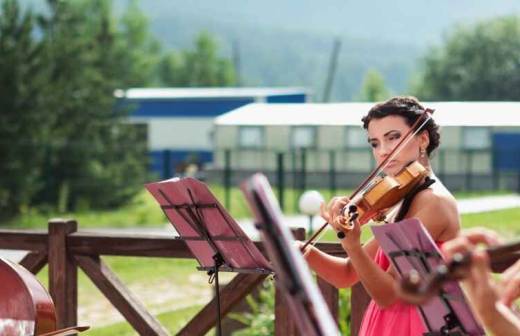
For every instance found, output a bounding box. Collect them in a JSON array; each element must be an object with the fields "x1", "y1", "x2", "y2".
[{"x1": 367, "y1": 115, "x2": 428, "y2": 176}]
